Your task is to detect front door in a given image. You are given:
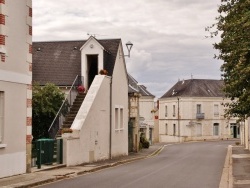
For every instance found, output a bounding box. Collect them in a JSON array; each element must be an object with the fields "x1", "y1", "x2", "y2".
[{"x1": 87, "y1": 55, "x2": 98, "y2": 89}]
